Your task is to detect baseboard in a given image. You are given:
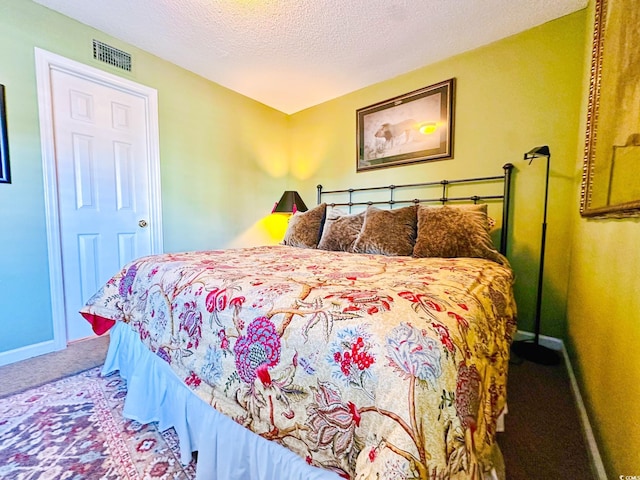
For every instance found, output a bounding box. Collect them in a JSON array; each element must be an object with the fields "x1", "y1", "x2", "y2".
[
  {"x1": 560, "y1": 346, "x2": 608, "y2": 480},
  {"x1": 514, "y1": 330, "x2": 607, "y2": 480},
  {"x1": 0, "y1": 339, "x2": 64, "y2": 367},
  {"x1": 513, "y1": 330, "x2": 564, "y2": 350}
]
